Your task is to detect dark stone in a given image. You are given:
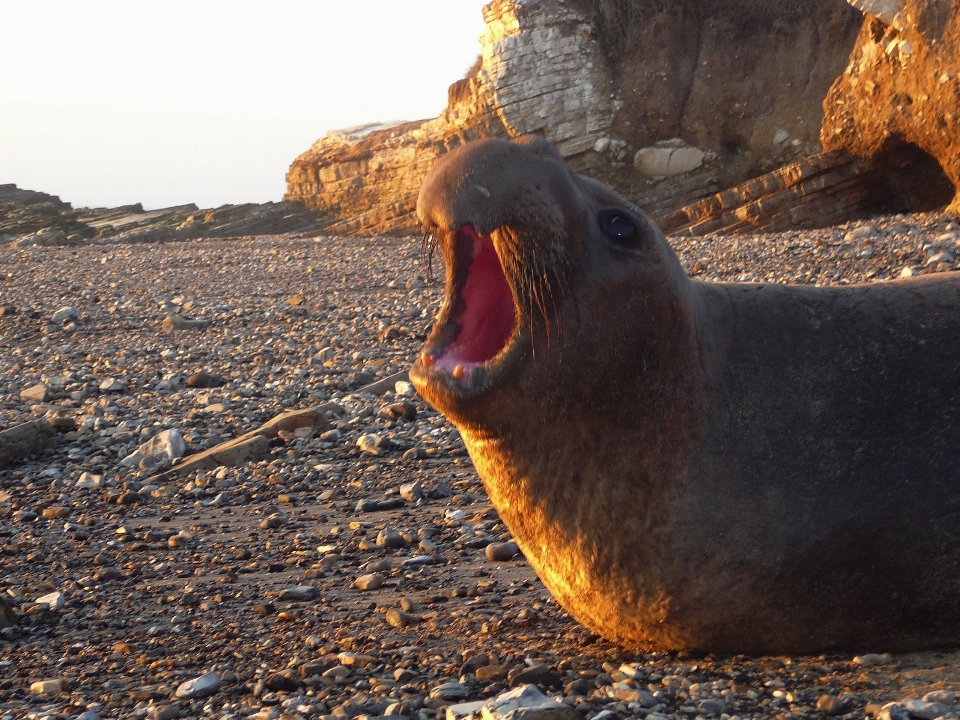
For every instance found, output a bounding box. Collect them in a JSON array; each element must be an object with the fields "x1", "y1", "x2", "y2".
[
  {"x1": 186, "y1": 372, "x2": 226, "y2": 388},
  {"x1": 460, "y1": 653, "x2": 490, "y2": 676},
  {"x1": 508, "y1": 664, "x2": 562, "y2": 689},
  {"x1": 265, "y1": 672, "x2": 299, "y2": 692}
]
